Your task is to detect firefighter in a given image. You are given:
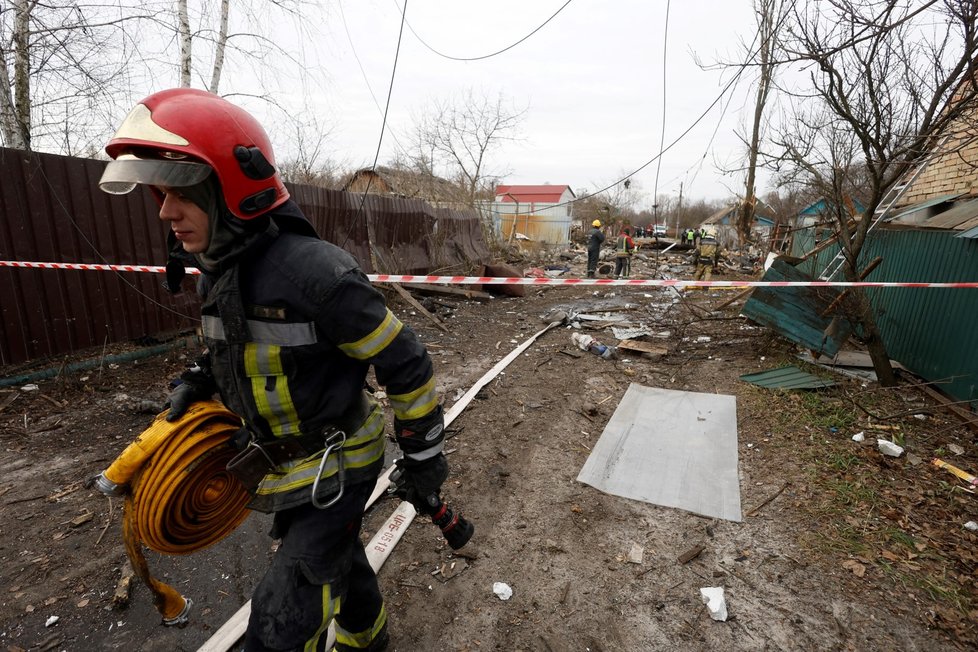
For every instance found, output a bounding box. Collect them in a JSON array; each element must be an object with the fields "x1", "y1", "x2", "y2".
[
  {"x1": 586, "y1": 219, "x2": 605, "y2": 278},
  {"x1": 613, "y1": 227, "x2": 635, "y2": 278},
  {"x1": 693, "y1": 227, "x2": 722, "y2": 283},
  {"x1": 99, "y1": 88, "x2": 446, "y2": 652}
]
